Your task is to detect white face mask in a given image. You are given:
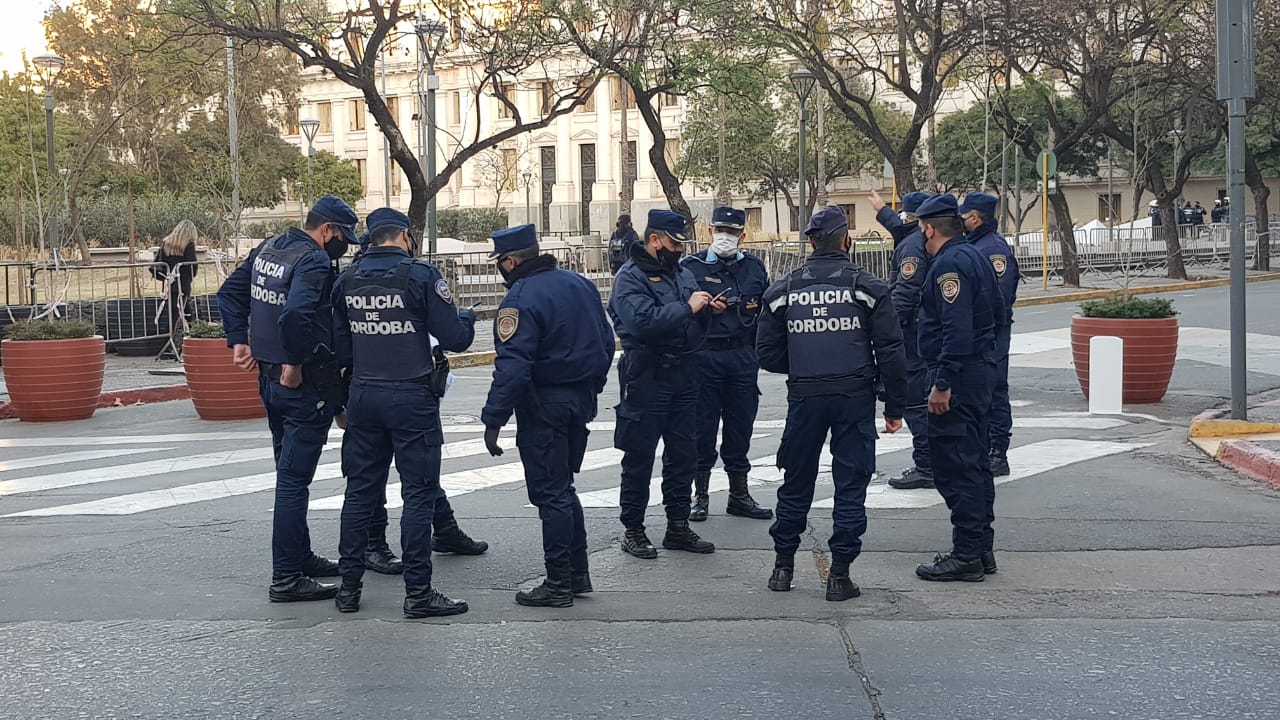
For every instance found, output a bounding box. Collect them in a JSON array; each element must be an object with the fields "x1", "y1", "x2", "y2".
[{"x1": 710, "y1": 231, "x2": 740, "y2": 258}]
